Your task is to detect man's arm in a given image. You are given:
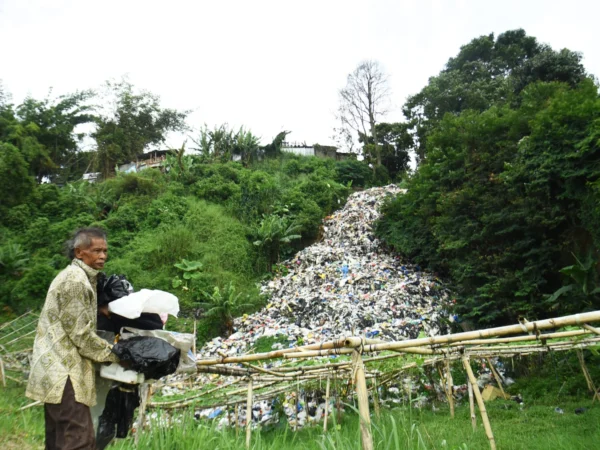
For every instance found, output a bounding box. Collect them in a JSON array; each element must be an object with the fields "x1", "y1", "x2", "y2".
[{"x1": 58, "y1": 281, "x2": 119, "y2": 363}]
